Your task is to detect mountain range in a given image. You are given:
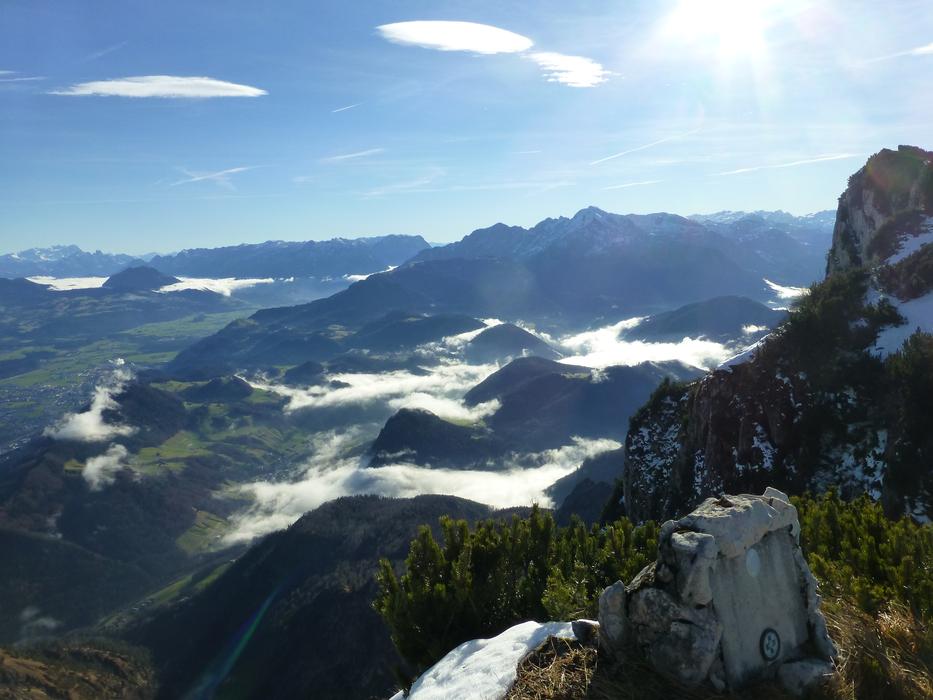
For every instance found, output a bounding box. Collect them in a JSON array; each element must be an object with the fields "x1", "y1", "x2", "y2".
[
  {"x1": 0, "y1": 235, "x2": 430, "y2": 280},
  {"x1": 166, "y1": 208, "x2": 831, "y2": 377}
]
